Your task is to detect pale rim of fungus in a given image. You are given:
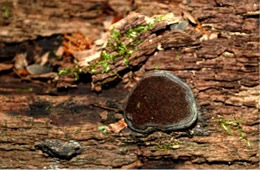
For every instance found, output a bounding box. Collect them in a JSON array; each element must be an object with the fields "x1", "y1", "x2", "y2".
[{"x1": 124, "y1": 71, "x2": 198, "y2": 133}]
